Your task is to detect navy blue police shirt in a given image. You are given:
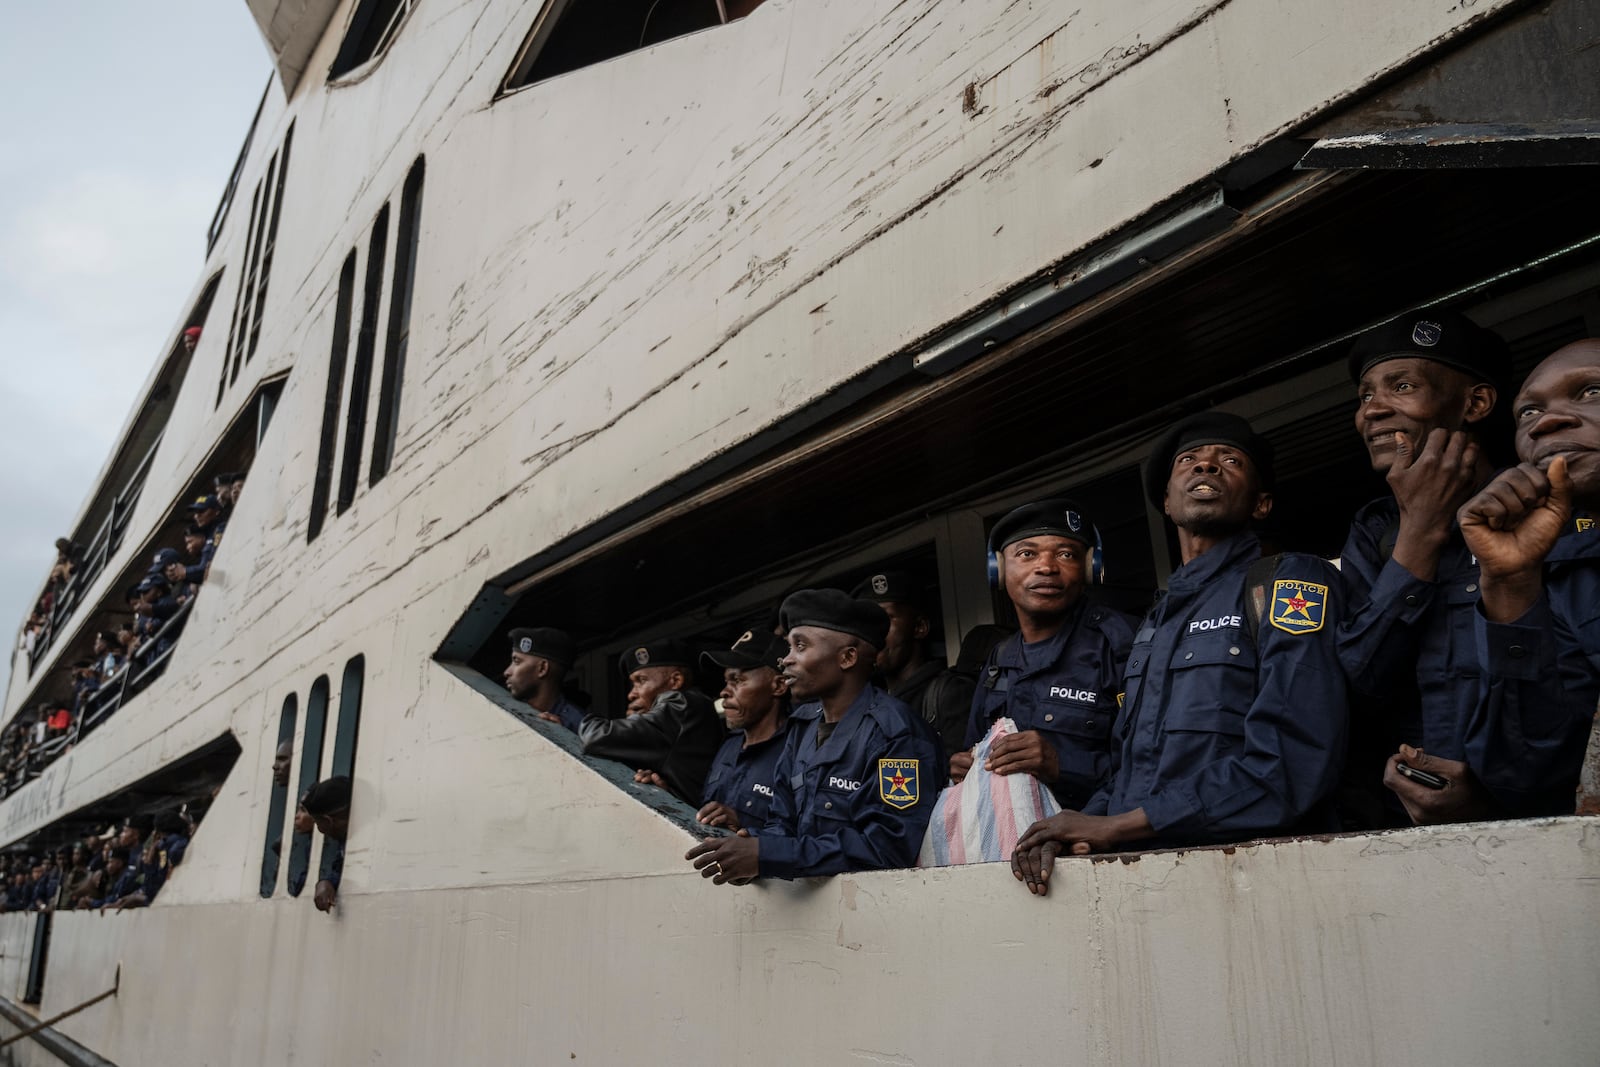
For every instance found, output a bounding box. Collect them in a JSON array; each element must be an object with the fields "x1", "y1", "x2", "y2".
[
  {"x1": 701, "y1": 720, "x2": 790, "y2": 828},
  {"x1": 1466, "y1": 518, "x2": 1600, "y2": 815},
  {"x1": 756, "y1": 684, "x2": 942, "y2": 879},
  {"x1": 1338, "y1": 497, "x2": 1484, "y2": 760},
  {"x1": 1084, "y1": 532, "x2": 1349, "y2": 845},
  {"x1": 548, "y1": 695, "x2": 584, "y2": 733},
  {"x1": 963, "y1": 600, "x2": 1135, "y2": 809}
]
